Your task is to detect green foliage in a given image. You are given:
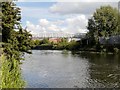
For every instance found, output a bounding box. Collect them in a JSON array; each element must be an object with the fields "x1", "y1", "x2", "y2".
[
  {"x1": 1, "y1": 1, "x2": 33, "y2": 88},
  {"x1": 34, "y1": 40, "x2": 41, "y2": 46},
  {"x1": 87, "y1": 5, "x2": 119, "y2": 42},
  {"x1": 53, "y1": 38, "x2": 68, "y2": 50},
  {"x1": 1, "y1": 2, "x2": 21, "y2": 42},
  {"x1": 60, "y1": 38, "x2": 67, "y2": 43},
  {"x1": 33, "y1": 38, "x2": 81, "y2": 50},
  {"x1": 52, "y1": 39, "x2": 80, "y2": 50},
  {"x1": 16, "y1": 27, "x2": 33, "y2": 53},
  {"x1": 3, "y1": 28, "x2": 33, "y2": 60},
  {"x1": 87, "y1": 5, "x2": 120, "y2": 52},
  {"x1": 67, "y1": 40, "x2": 79, "y2": 50},
  {"x1": 41, "y1": 38, "x2": 50, "y2": 44},
  {"x1": 2, "y1": 1, "x2": 33, "y2": 57},
  {"x1": 0, "y1": 55, "x2": 25, "y2": 88},
  {"x1": 0, "y1": 11, "x2": 2, "y2": 34},
  {"x1": 33, "y1": 38, "x2": 51, "y2": 46}
]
